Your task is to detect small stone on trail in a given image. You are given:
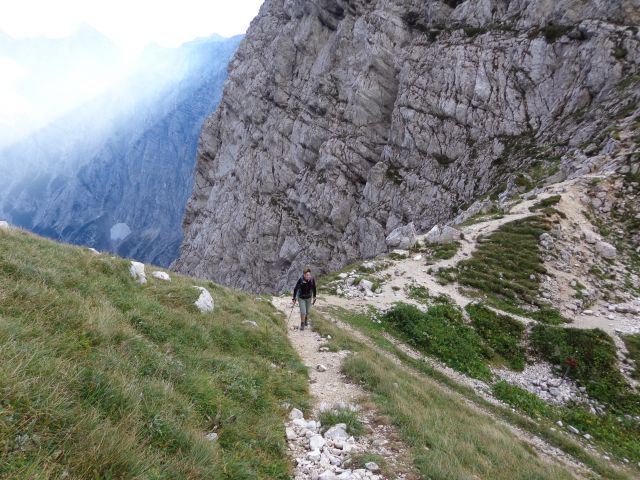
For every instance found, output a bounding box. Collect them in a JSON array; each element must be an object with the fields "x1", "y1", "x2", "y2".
[
  {"x1": 324, "y1": 424, "x2": 349, "y2": 441},
  {"x1": 242, "y1": 320, "x2": 259, "y2": 327},
  {"x1": 309, "y1": 434, "x2": 325, "y2": 450},
  {"x1": 365, "y1": 461, "x2": 380, "y2": 472},
  {"x1": 424, "y1": 224, "x2": 462, "y2": 244},
  {"x1": 205, "y1": 432, "x2": 218, "y2": 442},
  {"x1": 289, "y1": 408, "x2": 304, "y2": 420},
  {"x1": 317, "y1": 364, "x2": 328, "y2": 372},
  {"x1": 568, "y1": 425, "x2": 580, "y2": 435}
]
